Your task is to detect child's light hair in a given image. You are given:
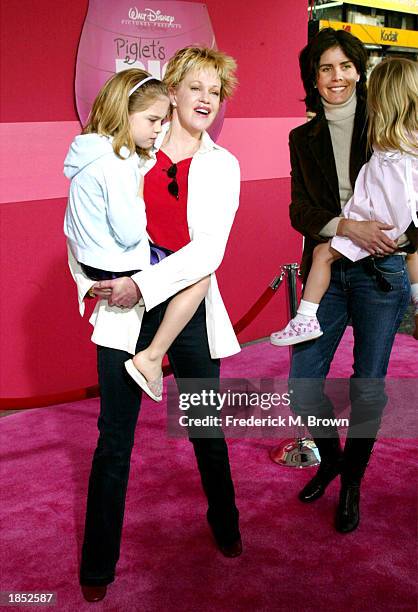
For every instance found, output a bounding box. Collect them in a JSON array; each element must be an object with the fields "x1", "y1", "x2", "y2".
[
  {"x1": 83, "y1": 69, "x2": 168, "y2": 158},
  {"x1": 163, "y1": 46, "x2": 238, "y2": 102},
  {"x1": 367, "y1": 58, "x2": 418, "y2": 154}
]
